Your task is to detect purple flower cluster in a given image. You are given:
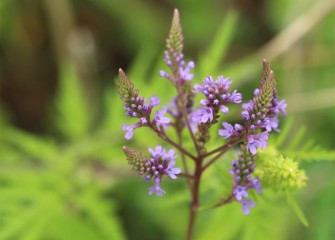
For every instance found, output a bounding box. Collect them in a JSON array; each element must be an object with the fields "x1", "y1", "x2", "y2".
[
  {"x1": 246, "y1": 131, "x2": 269, "y2": 155},
  {"x1": 218, "y1": 122, "x2": 244, "y2": 139},
  {"x1": 121, "y1": 94, "x2": 171, "y2": 140},
  {"x1": 231, "y1": 158, "x2": 262, "y2": 215},
  {"x1": 218, "y1": 61, "x2": 286, "y2": 214},
  {"x1": 145, "y1": 146, "x2": 181, "y2": 196},
  {"x1": 120, "y1": 8, "x2": 288, "y2": 220},
  {"x1": 124, "y1": 95, "x2": 160, "y2": 118},
  {"x1": 221, "y1": 70, "x2": 286, "y2": 155},
  {"x1": 160, "y1": 51, "x2": 195, "y2": 84},
  {"x1": 192, "y1": 76, "x2": 242, "y2": 124}
]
